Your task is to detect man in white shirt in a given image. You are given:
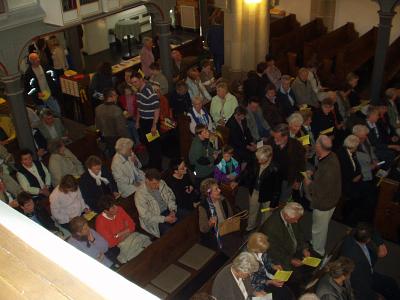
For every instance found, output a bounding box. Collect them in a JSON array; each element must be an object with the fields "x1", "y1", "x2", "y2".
[{"x1": 16, "y1": 149, "x2": 51, "y2": 199}]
